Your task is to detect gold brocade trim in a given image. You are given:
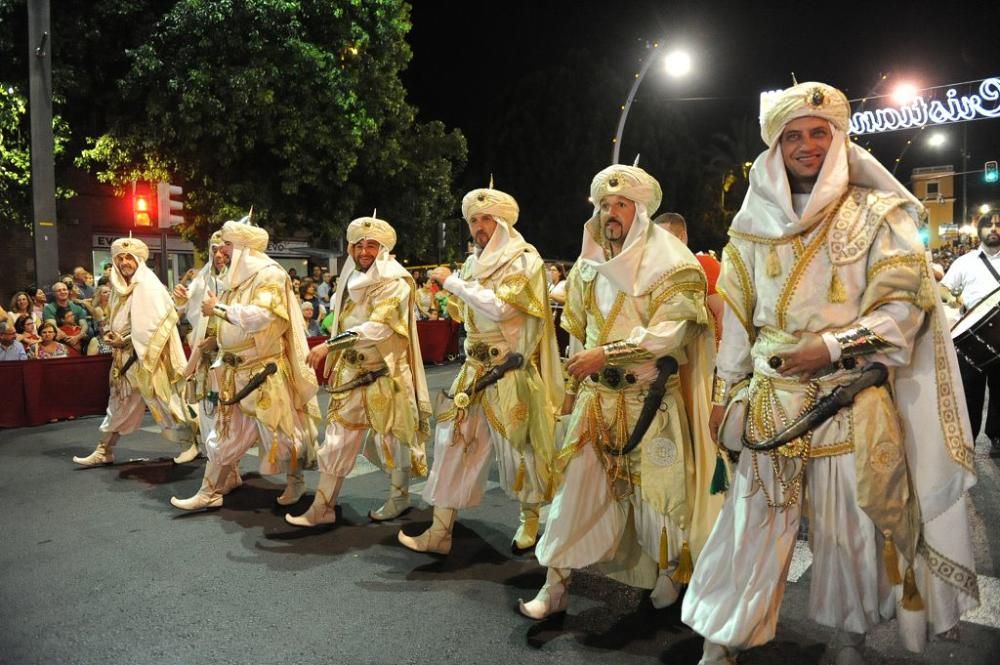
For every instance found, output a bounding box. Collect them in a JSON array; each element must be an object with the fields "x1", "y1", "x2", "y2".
[
  {"x1": 596, "y1": 292, "x2": 627, "y2": 345},
  {"x1": 639, "y1": 263, "x2": 702, "y2": 298},
  {"x1": 251, "y1": 283, "x2": 289, "y2": 321},
  {"x1": 721, "y1": 243, "x2": 755, "y2": 341},
  {"x1": 917, "y1": 540, "x2": 979, "y2": 601},
  {"x1": 775, "y1": 214, "x2": 835, "y2": 331},
  {"x1": 496, "y1": 273, "x2": 547, "y2": 318},
  {"x1": 648, "y1": 281, "x2": 704, "y2": 319},
  {"x1": 727, "y1": 229, "x2": 799, "y2": 245},
  {"x1": 143, "y1": 307, "x2": 179, "y2": 373},
  {"x1": 562, "y1": 305, "x2": 586, "y2": 343},
  {"x1": 862, "y1": 294, "x2": 920, "y2": 316},
  {"x1": 810, "y1": 440, "x2": 854, "y2": 458},
  {"x1": 370, "y1": 296, "x2": 408, "y2": 337},
  {"x1": 932, "y1": 315, "x2": 975, "y2": 472},
  {"x1": 867, "y1": 253, "x2": 925, "y2": 282}
]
